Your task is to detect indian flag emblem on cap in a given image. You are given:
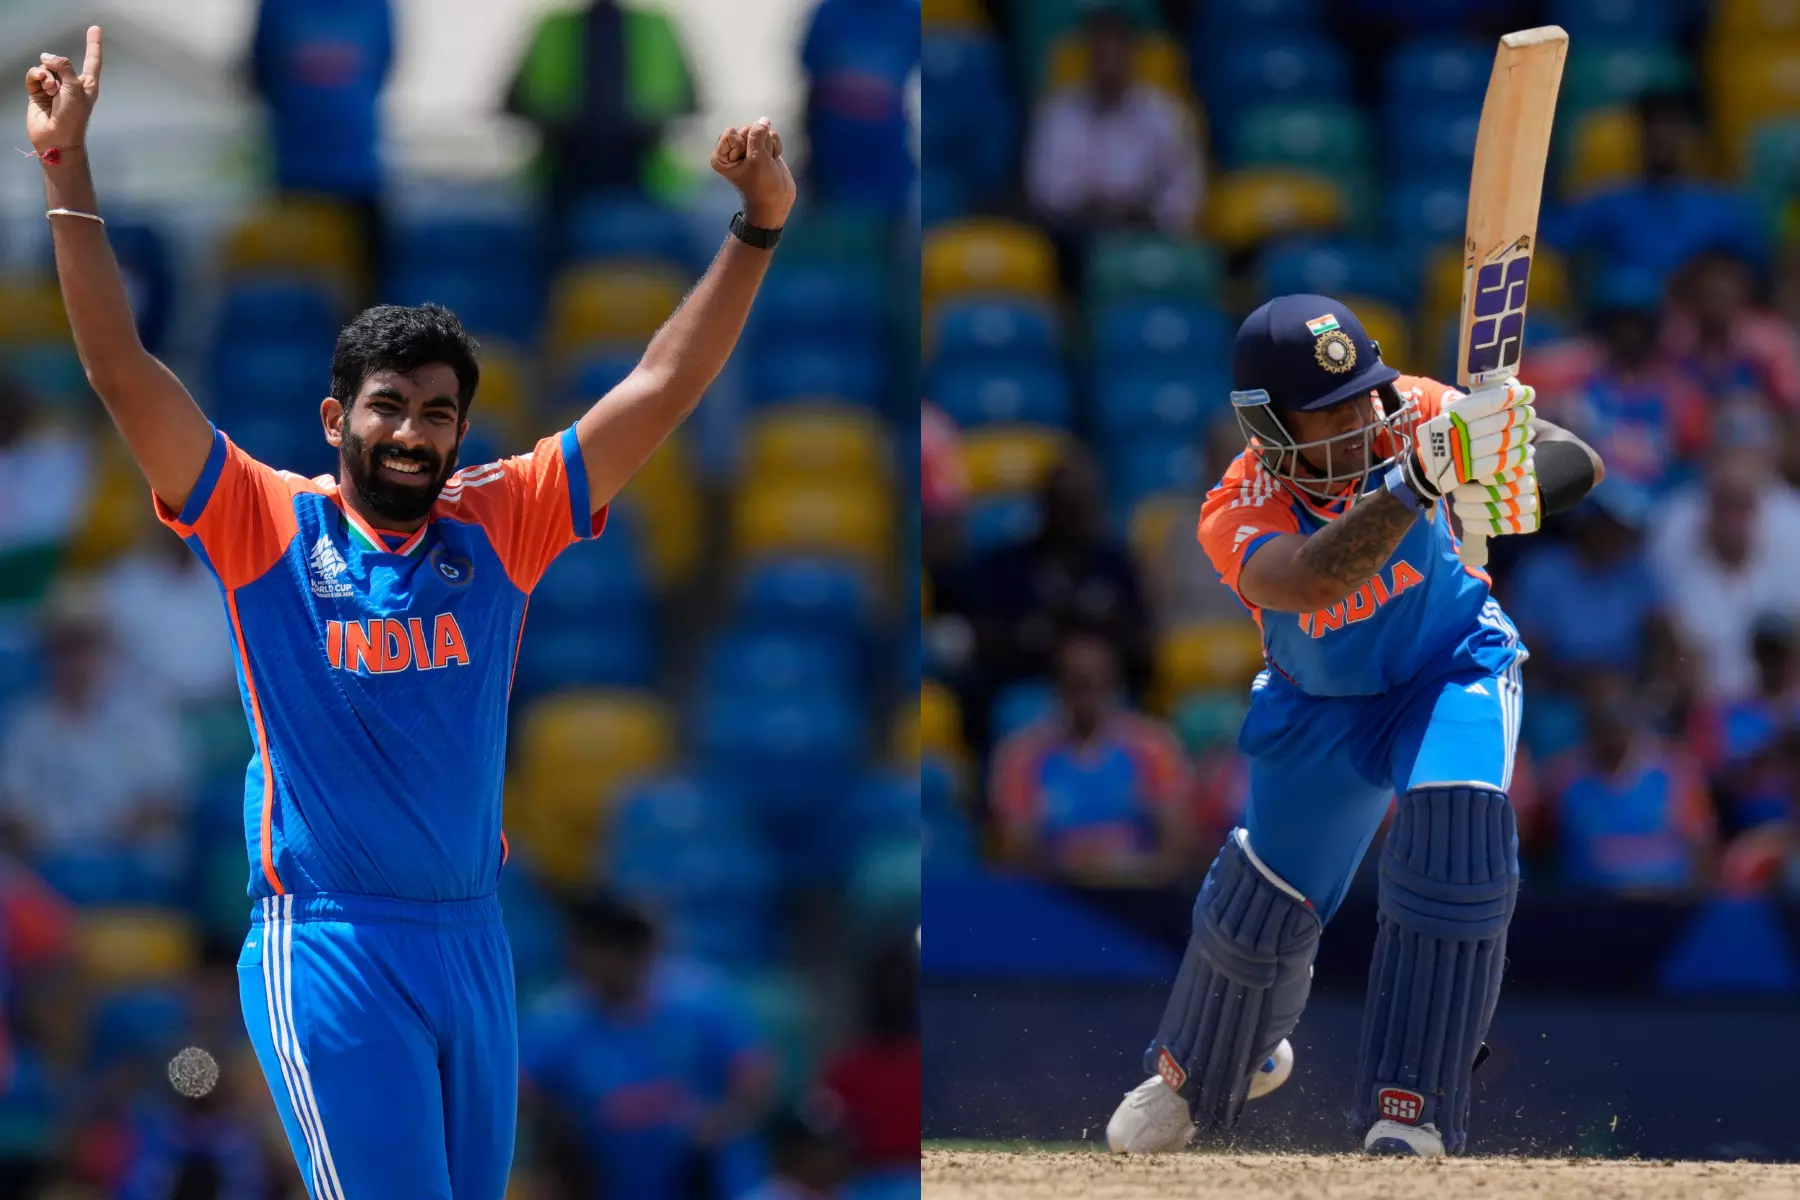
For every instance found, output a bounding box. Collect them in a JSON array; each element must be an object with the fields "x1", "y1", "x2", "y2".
[{"x1": 1306, "y1": 314, "x2": 1340, "y2": 336}]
